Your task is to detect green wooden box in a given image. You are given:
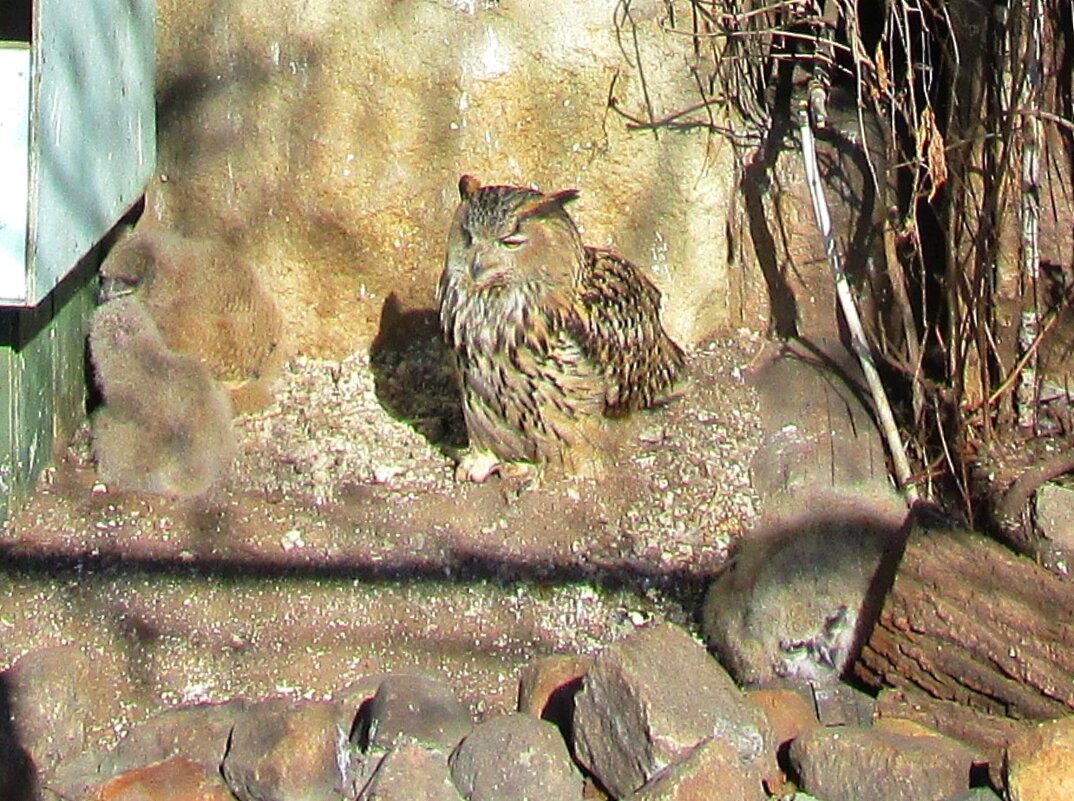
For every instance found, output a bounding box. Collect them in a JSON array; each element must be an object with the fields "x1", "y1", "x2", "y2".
[{"x1": 1, "y1": 0, "x2": 155, "y2": 521}]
